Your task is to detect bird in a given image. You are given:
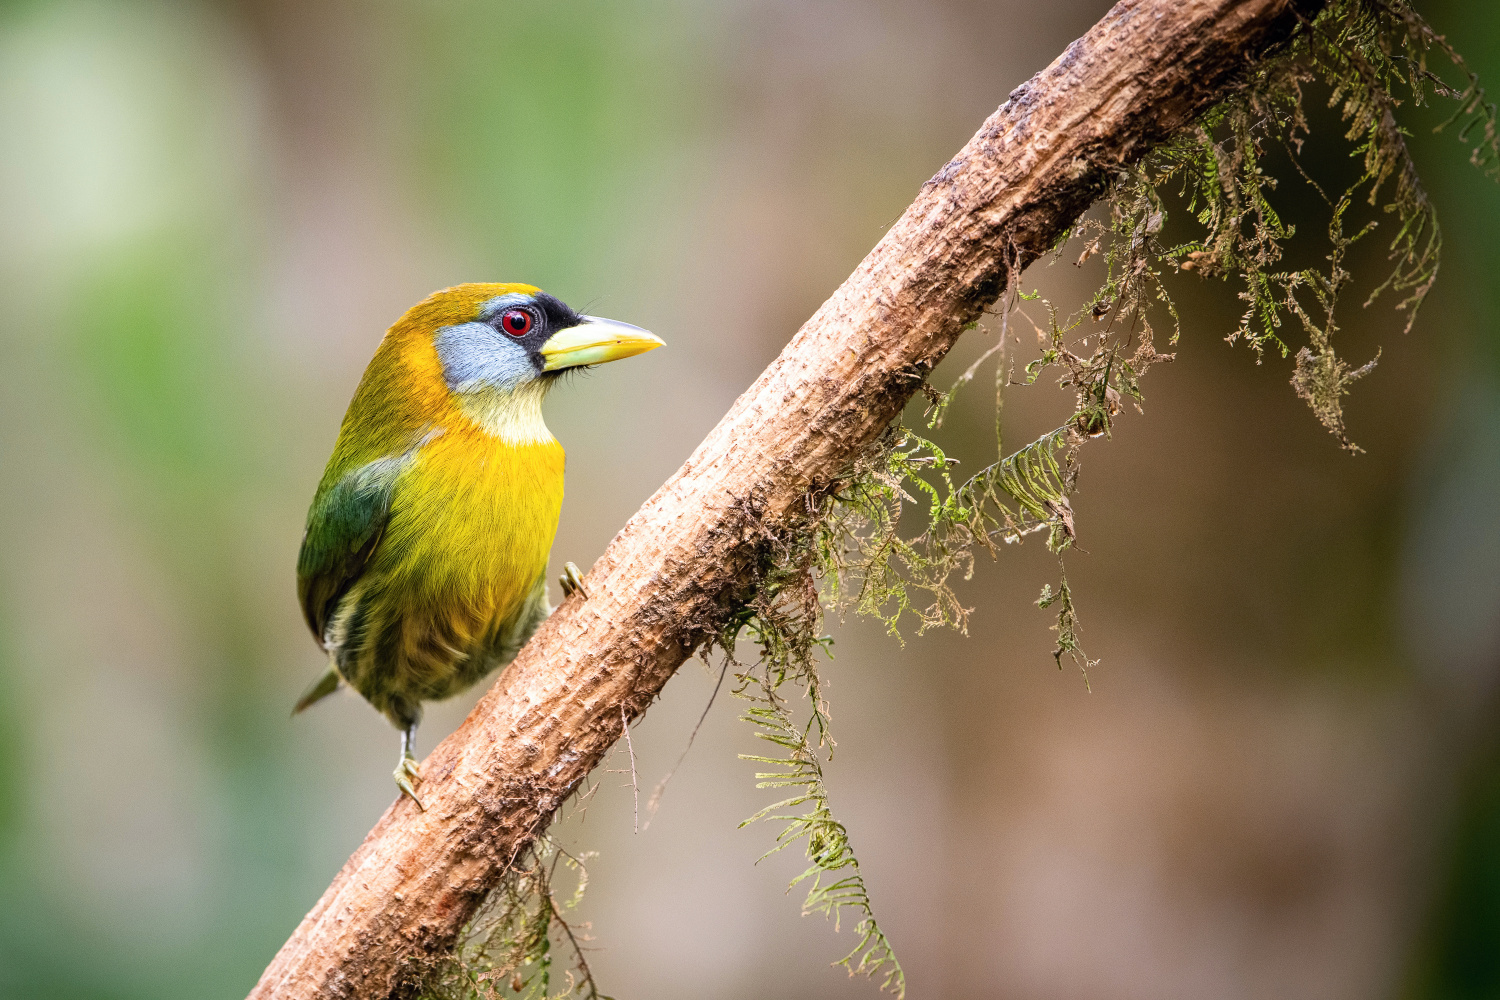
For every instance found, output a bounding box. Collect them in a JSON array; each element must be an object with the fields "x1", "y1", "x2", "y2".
[{"x1": 293, "y1": 283, "x2": 663, "y2": 807}]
